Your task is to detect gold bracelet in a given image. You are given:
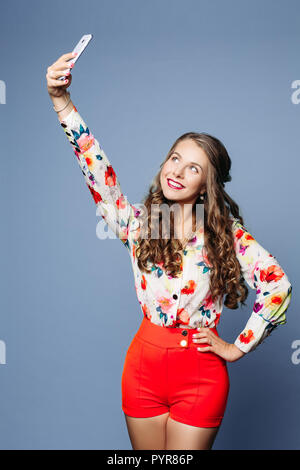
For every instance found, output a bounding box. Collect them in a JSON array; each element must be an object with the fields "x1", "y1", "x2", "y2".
[{"x1": 53, "y1": 92, "x2": 71, "y2": 113}]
